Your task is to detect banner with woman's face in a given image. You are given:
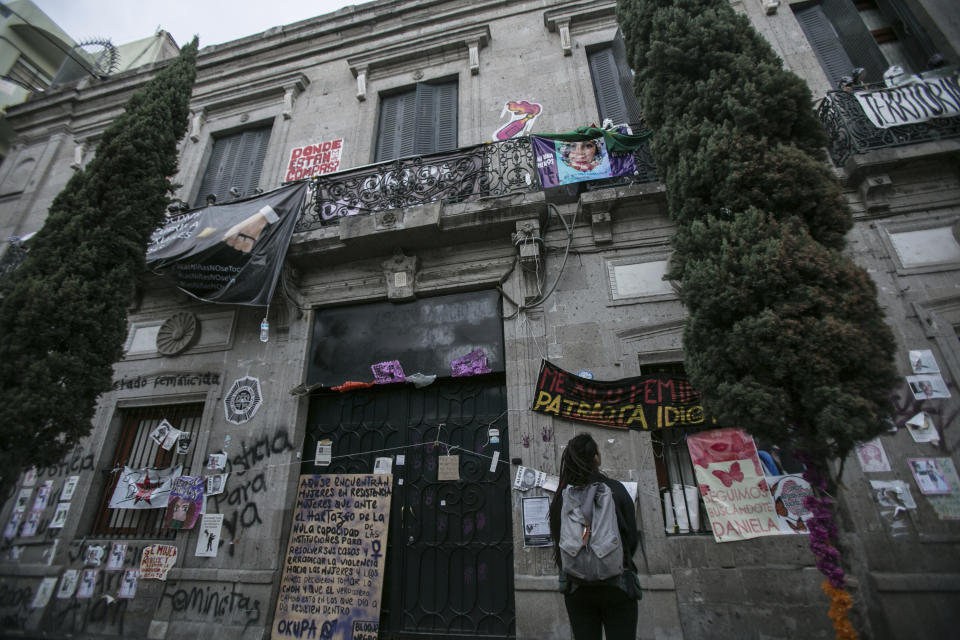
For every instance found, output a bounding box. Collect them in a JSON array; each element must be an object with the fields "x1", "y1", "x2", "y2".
[{"x1": 531, "y1": 135, "x2": 637, "y2": 187}]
